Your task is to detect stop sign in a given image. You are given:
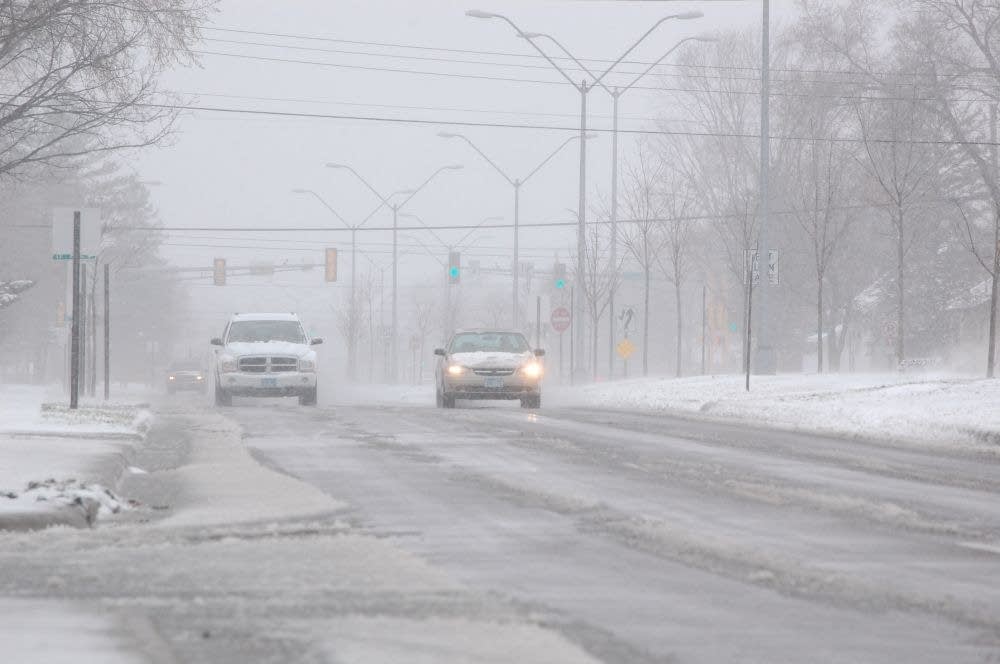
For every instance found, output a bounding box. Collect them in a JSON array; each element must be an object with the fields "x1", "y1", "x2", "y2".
[{"x1": 550, "y1": 306, "x2": 571, "y2": 333}]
